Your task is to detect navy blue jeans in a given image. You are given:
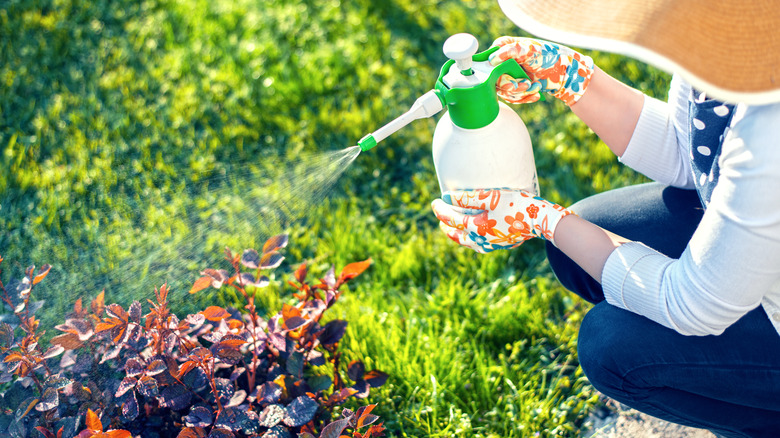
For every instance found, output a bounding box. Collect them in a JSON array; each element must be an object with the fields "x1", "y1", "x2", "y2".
[{"x1": 546, "y1": 183, "x2": 780, "y2": 438}]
